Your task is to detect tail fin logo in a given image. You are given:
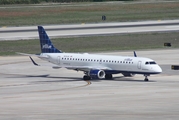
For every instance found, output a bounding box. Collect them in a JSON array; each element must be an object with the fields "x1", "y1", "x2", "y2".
[{"x1": 42, "y1": 44, "x2": 52, "y2": 49}]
